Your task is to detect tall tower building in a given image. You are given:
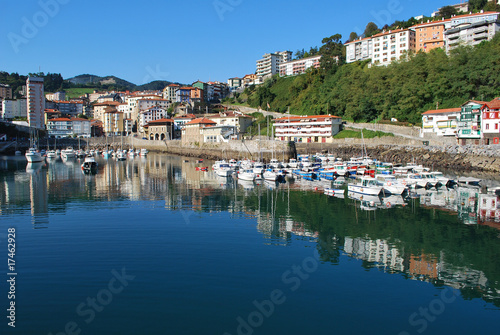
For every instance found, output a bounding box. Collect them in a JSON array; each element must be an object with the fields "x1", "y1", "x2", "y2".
[{"x1": 26, "y1": 77, "x2": 45, "y2": 129}]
